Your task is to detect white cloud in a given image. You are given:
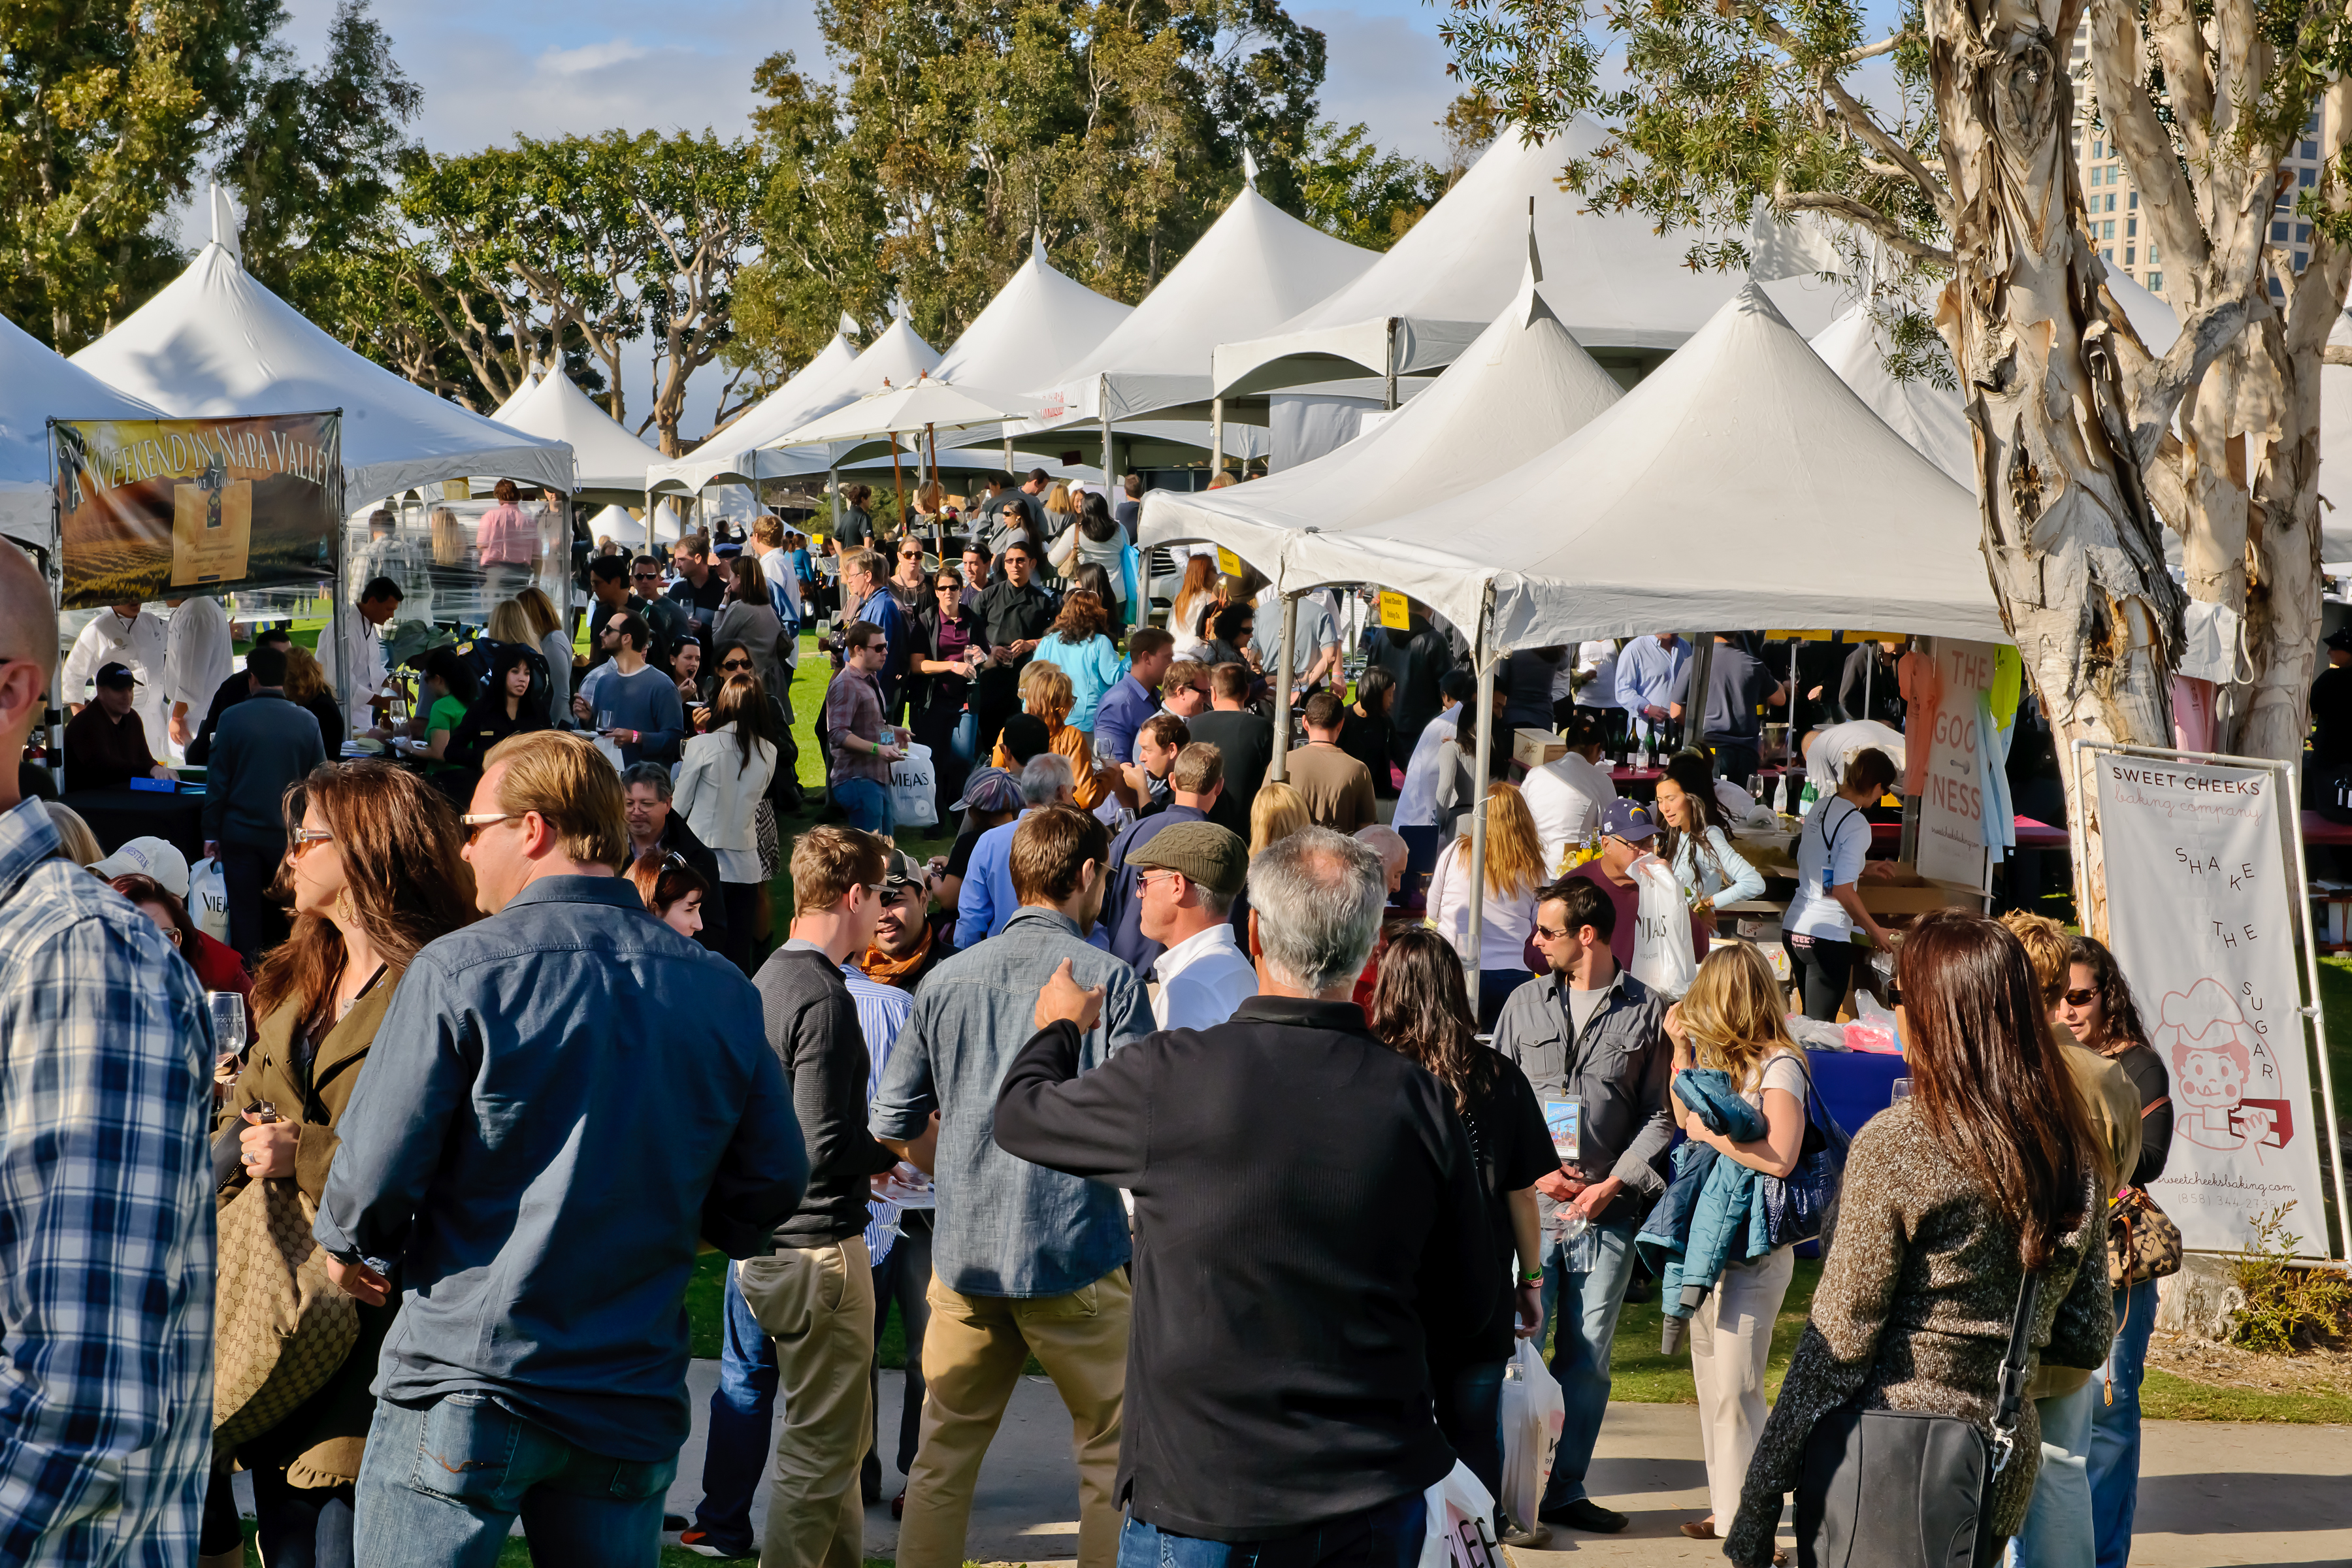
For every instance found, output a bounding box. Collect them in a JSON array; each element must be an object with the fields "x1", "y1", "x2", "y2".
[{"x1": 537, "y1": 38, "x2": 659, "y2": 76}]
